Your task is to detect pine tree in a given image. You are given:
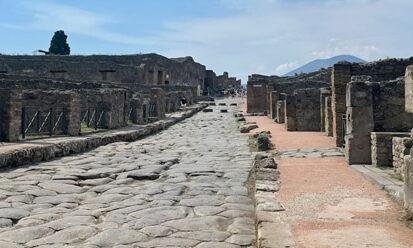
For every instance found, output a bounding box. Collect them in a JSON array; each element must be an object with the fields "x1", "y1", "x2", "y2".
[{"x1": 48, "y1": 30, "x2": 70, "y2": 55}]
